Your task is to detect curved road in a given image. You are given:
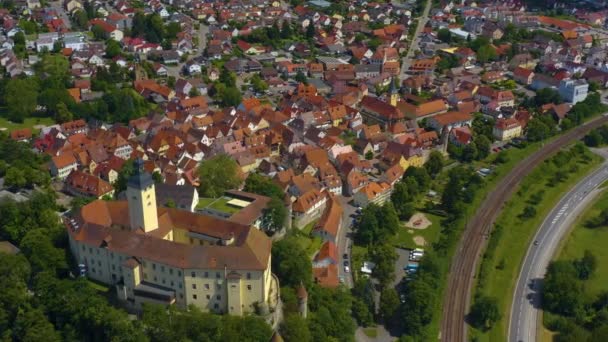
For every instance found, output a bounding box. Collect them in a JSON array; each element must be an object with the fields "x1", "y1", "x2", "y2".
[
  {"x1": 509, "y1": 159, "x2": 608, "y2": 342},
  {"x1": 441, "y1": 115, "x2": 608, "y2": 342}
]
